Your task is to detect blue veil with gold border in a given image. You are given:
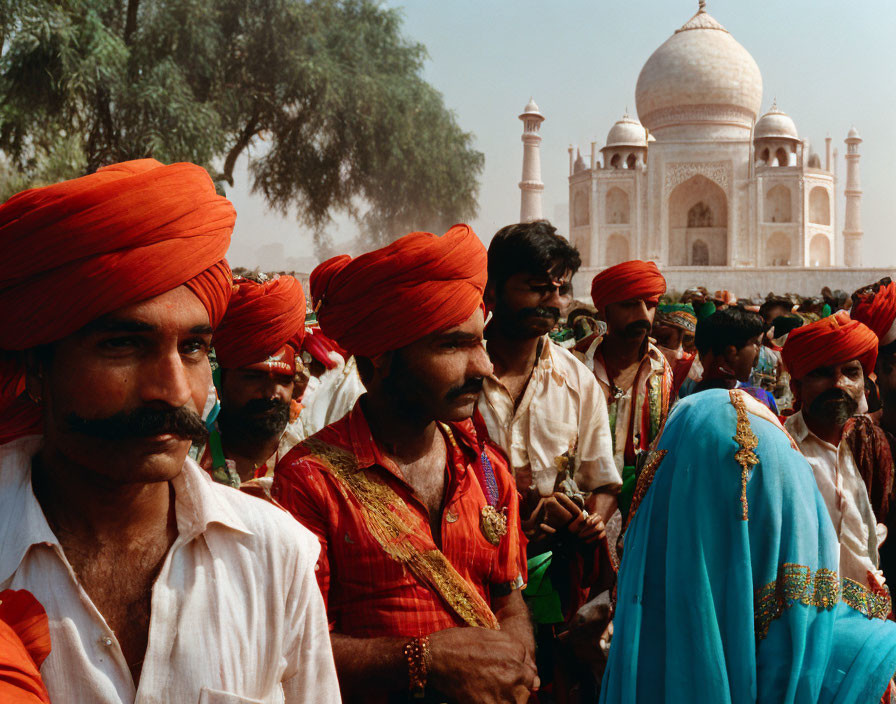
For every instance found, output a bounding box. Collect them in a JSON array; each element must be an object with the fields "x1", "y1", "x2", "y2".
[{"x1": 600, "y1": 388, "x2": 896, "y2": 703}]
